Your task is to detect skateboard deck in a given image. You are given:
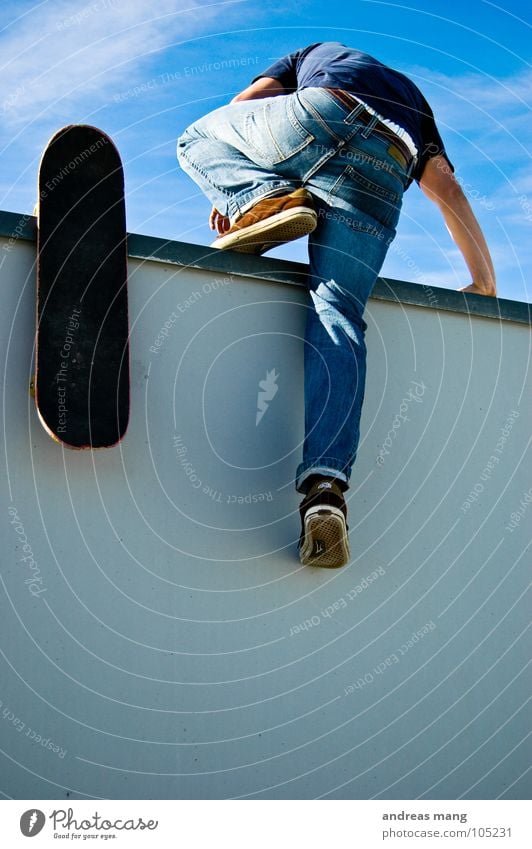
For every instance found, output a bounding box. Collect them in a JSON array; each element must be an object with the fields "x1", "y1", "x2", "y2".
[{"x1": 36, "y1": 124, "x2": 129, "y2": 448}]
